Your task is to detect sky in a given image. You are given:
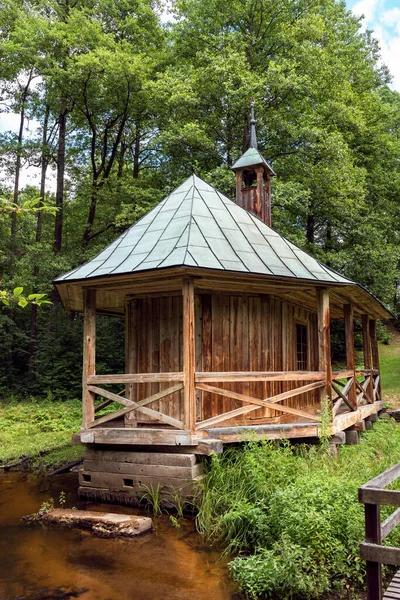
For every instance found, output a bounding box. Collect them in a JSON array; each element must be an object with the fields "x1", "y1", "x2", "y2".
[
  {"x1": 0, "y1": 0, "x2": 399, "y2": 190},
  {"x1": 347, "y1": 0, "x2": 400, "y2": 90}
]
